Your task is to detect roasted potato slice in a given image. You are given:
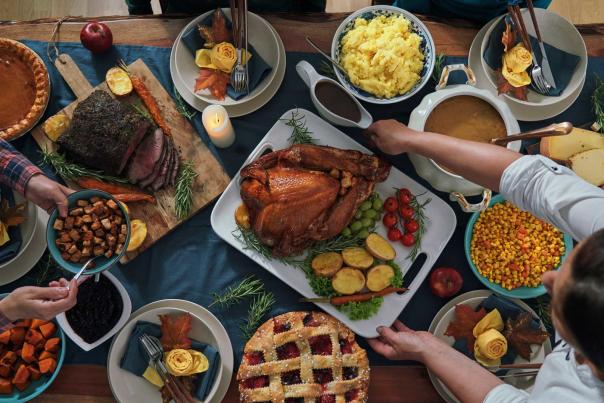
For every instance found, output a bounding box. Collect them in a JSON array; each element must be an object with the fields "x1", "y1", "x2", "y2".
[
  {"x1": 311, "y1": 252, "x2": 343, "y2": 278},
  {"x1": 366, "y1": 264, "x2": 395, "y2": 292},
  {"x1": 342, "y1": 247, "x2": 374, "y2": 269},
  {"x1": 235, "y1": 204, "x2": 251, "y2": 229},
  {"x1": 42, "y1": 114, "x2": 70, "y2": 142},
  {"x1": 365, "y1": 233, "x2": 396, "y2": 261},
  {"x1": 332, "y1": 268, "x2": 366, "y2": 295},
  {"x1": 106, "y1": 67, "x2": 133, "y2": 96},
  {"x1": 126, "y1": 219, "x2": 147, "y2": 252}
]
